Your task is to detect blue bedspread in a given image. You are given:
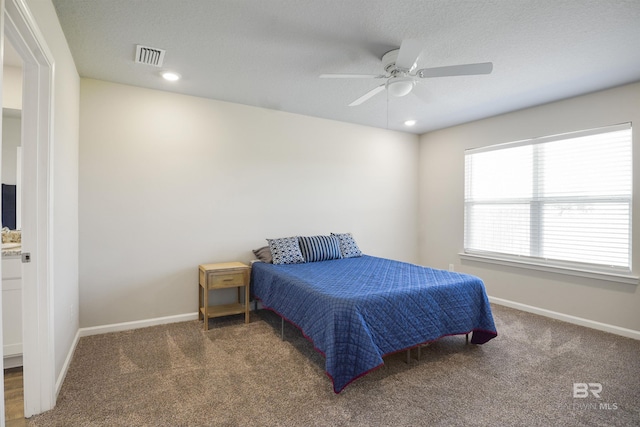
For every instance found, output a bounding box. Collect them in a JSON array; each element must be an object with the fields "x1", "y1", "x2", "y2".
[{"x1": 251, "y1": 255, "x2": 497, "y2": 393}]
